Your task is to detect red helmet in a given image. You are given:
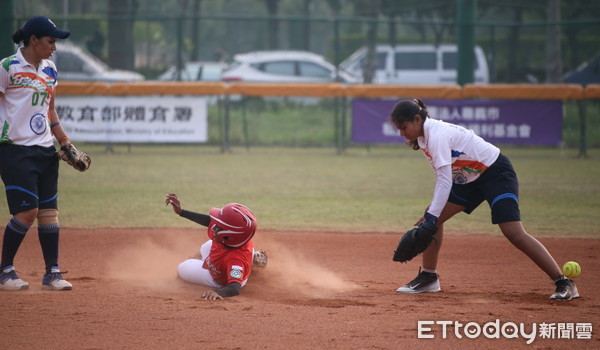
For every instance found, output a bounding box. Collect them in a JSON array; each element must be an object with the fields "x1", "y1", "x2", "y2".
[{"x1": 209, "y1": 203, "x2": 257, "y2": 248}]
